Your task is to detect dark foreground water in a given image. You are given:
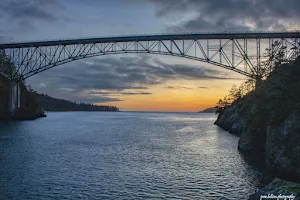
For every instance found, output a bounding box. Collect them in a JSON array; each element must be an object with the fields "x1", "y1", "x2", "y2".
[{"x1": 0, "y1": 112, "x2": 266, "y2": 199}]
